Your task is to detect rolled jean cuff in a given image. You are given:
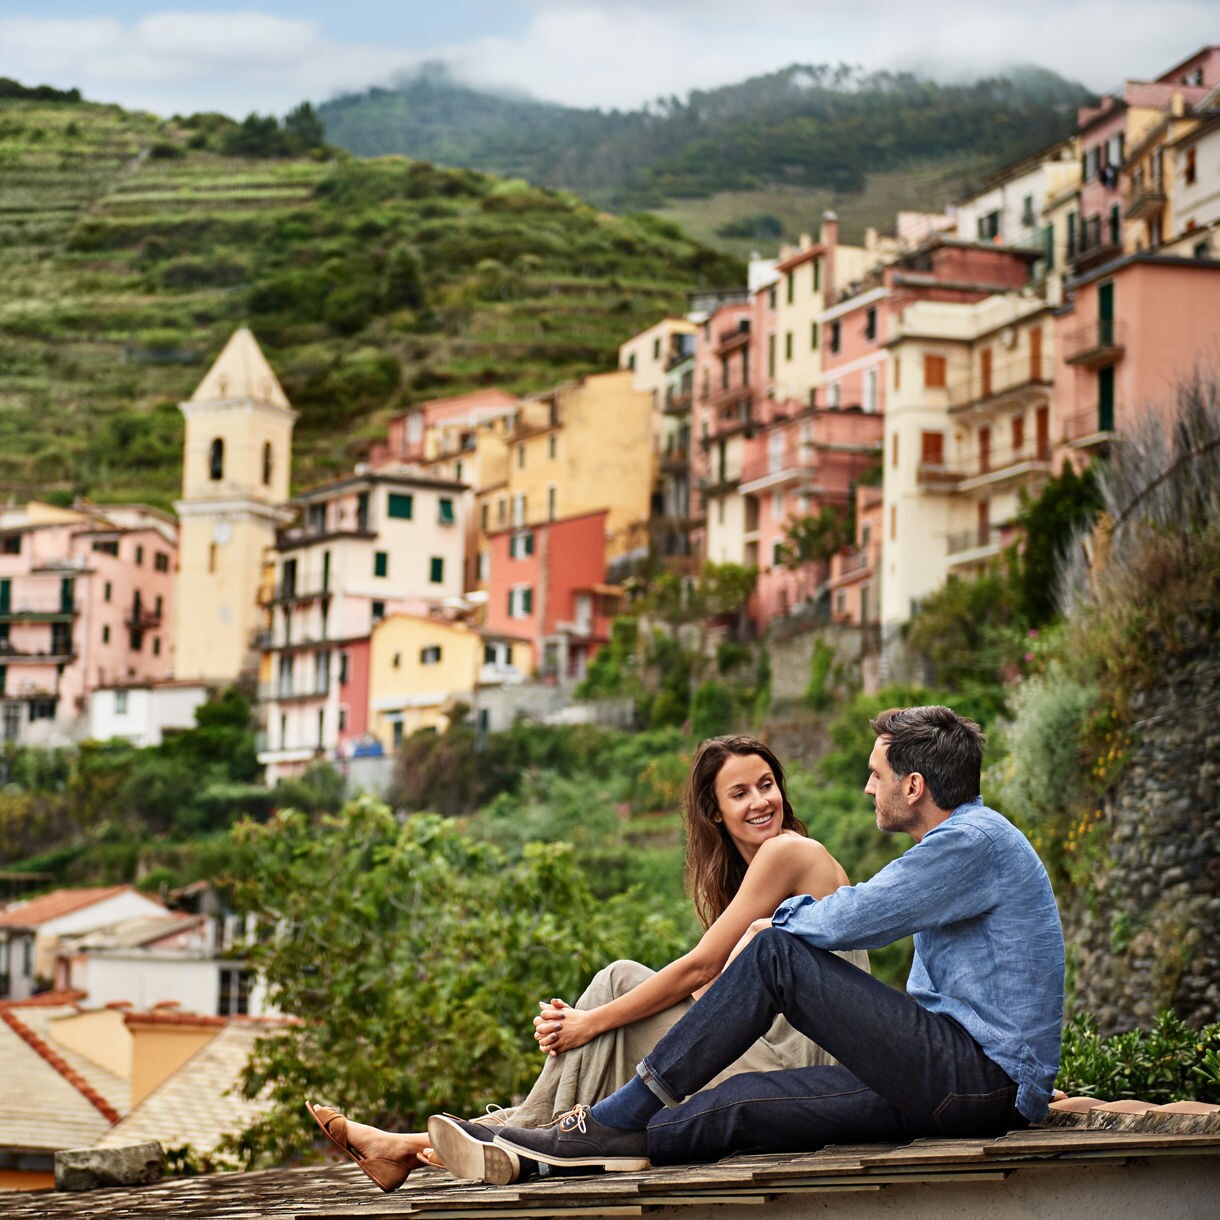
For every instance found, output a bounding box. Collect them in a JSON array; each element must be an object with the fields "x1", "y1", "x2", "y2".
[{"x1": 636, "y1": 1057, "x2": 682, "y2": 1109}]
